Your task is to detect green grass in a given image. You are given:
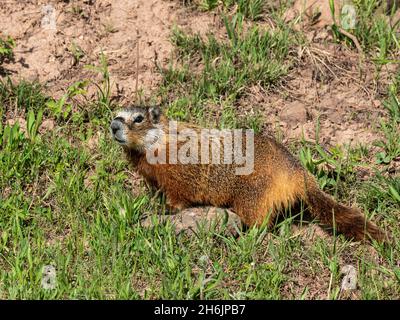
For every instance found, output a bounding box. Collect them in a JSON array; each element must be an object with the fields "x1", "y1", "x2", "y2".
[
  {"x1": 158, "y1": 13, "x2": 300, "y2": 129},
  {"x1": 194, "y1": 0, "x2": 281, "y2": 21},
  {"x1": 193, "y1": 0, "x2": 400, "y2": 66},
  {"x1": 330, "y1": 0, "x2": 400, "y2": 64},
  {"x1": 0, "y1": 36, "x2": 15, "y2": 66},
  {"x1": 374, "y1": 73, "x2": 400, "y2": 164},
  {"x1": 0, "y1": 2, "x2": 399, "y2": 300},
  {"x1": 0, "y1": 72, "x2": 399, "y2": 299}
]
